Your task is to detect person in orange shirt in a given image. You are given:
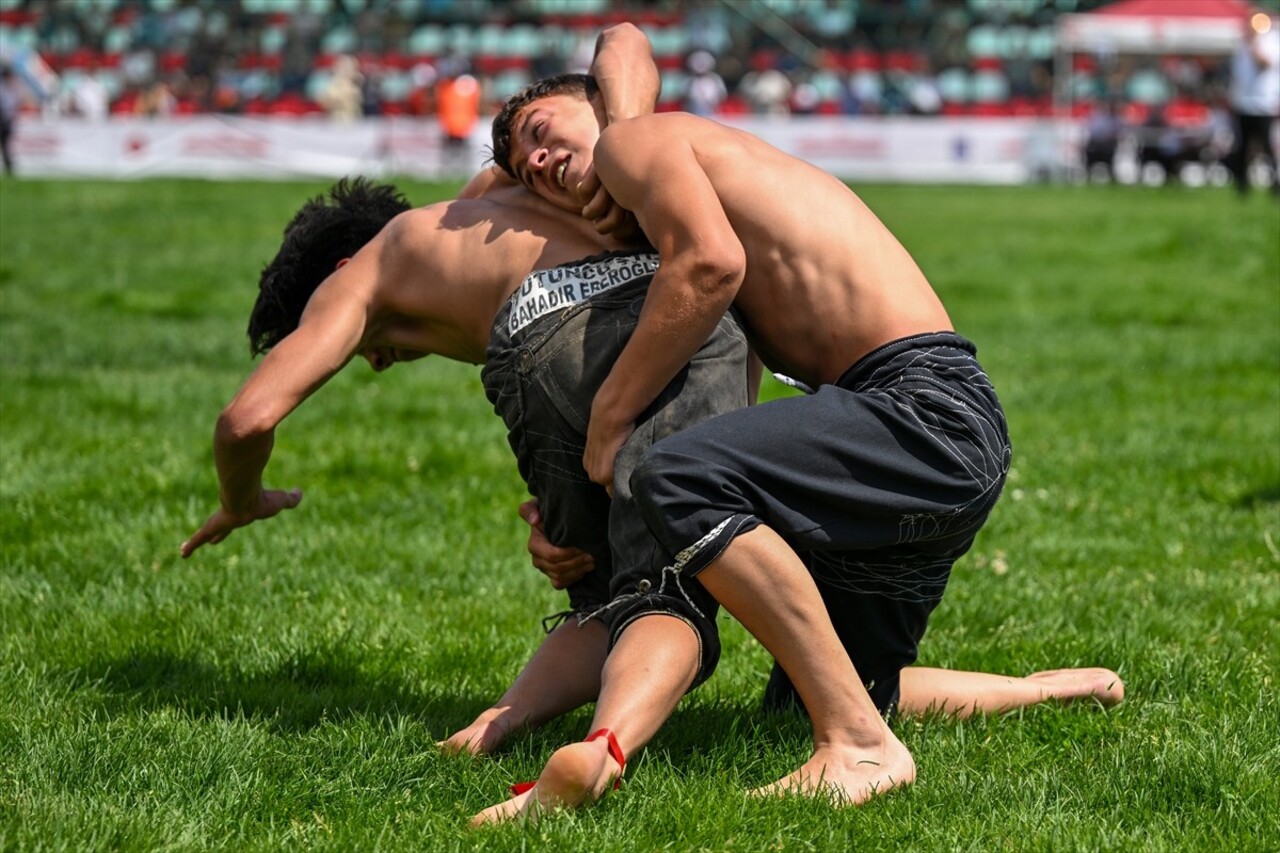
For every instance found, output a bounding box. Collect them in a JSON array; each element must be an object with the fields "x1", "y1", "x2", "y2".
[{"x1": 437, "y1": 73, "x2": 481, "y2": 176}]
